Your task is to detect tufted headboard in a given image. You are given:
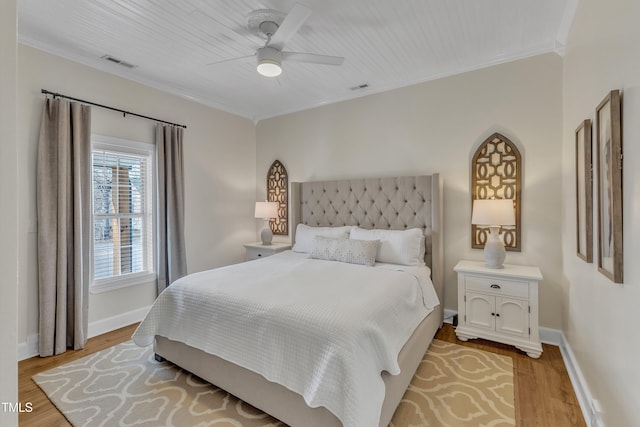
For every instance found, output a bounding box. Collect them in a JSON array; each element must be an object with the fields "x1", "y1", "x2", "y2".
[{"x1": 290, "y1": 175, "x2": 443, "y2": 323}]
